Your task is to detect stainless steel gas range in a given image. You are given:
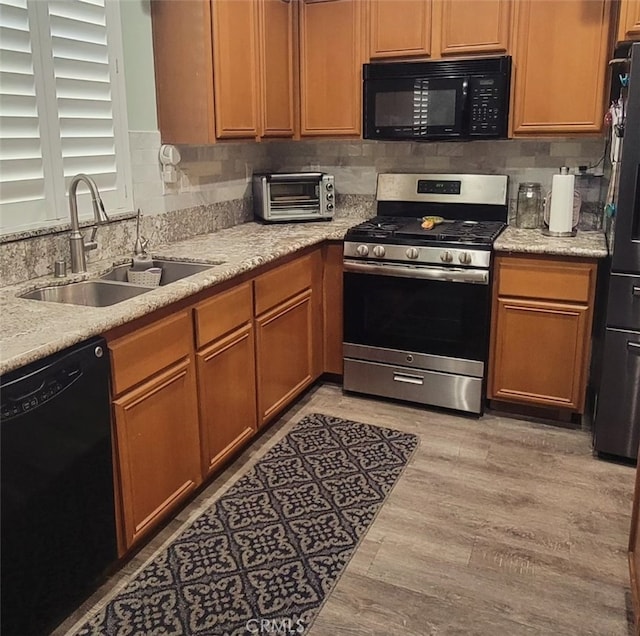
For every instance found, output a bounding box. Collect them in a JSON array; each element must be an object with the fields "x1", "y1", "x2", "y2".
[{"x1": 343, "y1": 173, "x2": 508, "y2": 415}]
